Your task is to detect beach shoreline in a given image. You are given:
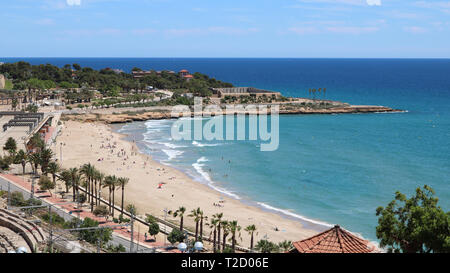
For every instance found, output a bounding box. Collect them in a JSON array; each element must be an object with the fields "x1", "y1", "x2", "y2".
[
  {"x1": 54, "y1": 120, "x2": 324, "y2": 248},
  {"x1": 112, "y1": 122, "x2": 333, "y2": 231}
]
